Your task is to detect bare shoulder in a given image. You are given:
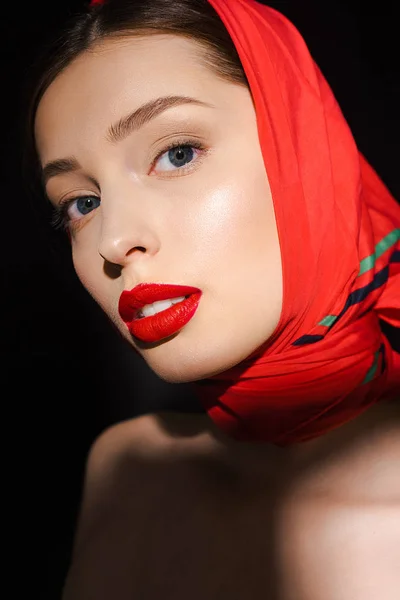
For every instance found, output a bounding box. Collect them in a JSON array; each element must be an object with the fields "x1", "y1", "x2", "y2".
[
  {"x1": 278, "y1": 402, "x2": 400, "y2": 600},
  {"x1": 279, "y1": 497, "x2": 400, "y2": 600},
  {"x1": 68, "y1": 411, "x2": 242, "y2": 551},
  {"x1": 62, "y1": 412, "x2": 280, "y2": 600},
  {"x1": 62, "y1": 404, "x2": 400, "y2": 600},
  {"x1": 87, "y1": 411, "x2": 232, "y2": 466},
  {"x1": 74, "y1": 412, "x2": 223, "y2": 530}
]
